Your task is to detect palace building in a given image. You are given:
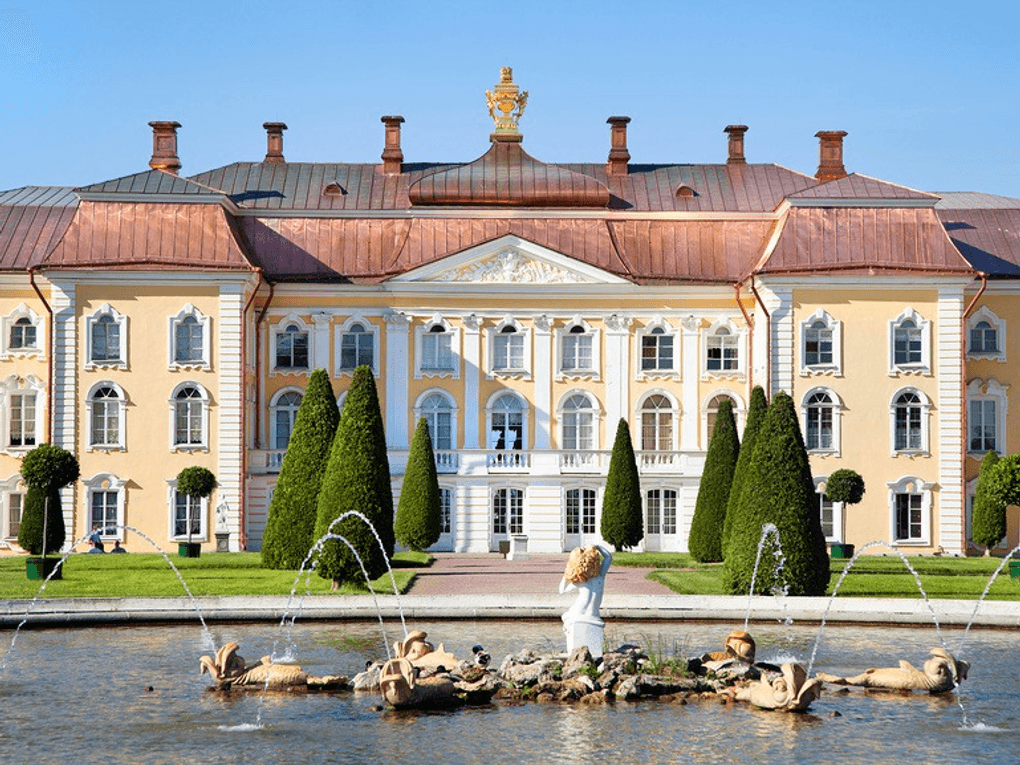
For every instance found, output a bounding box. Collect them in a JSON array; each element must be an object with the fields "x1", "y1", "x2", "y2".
[{"x1": 3, "y1": 69, "x2": 1019, "y2": 557}]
